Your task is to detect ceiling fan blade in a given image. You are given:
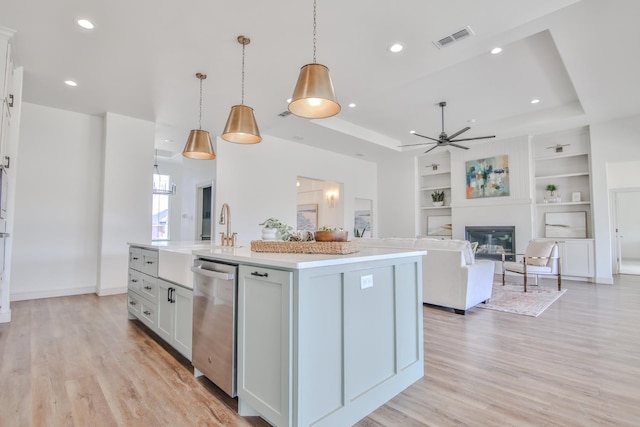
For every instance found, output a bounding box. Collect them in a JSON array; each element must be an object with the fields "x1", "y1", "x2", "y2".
[
  {"x1": 398, "y1": 142, "x2": 437, "y2": 147},
  {"x1": 449, "y1": 135, "x2": 496, "y2": 143},
  {"x1": 449, "y1": 143, "x2": 470, "y2": 150},
  {"x1": 446, "y1": 127, "x2": 471, "y2": 140},
  {"x1": 413, "y1": 133, "x2": 441, "y2": 143},
  {"x1": 424, "y1": 145, "x2": 440, "y2": 154}
]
